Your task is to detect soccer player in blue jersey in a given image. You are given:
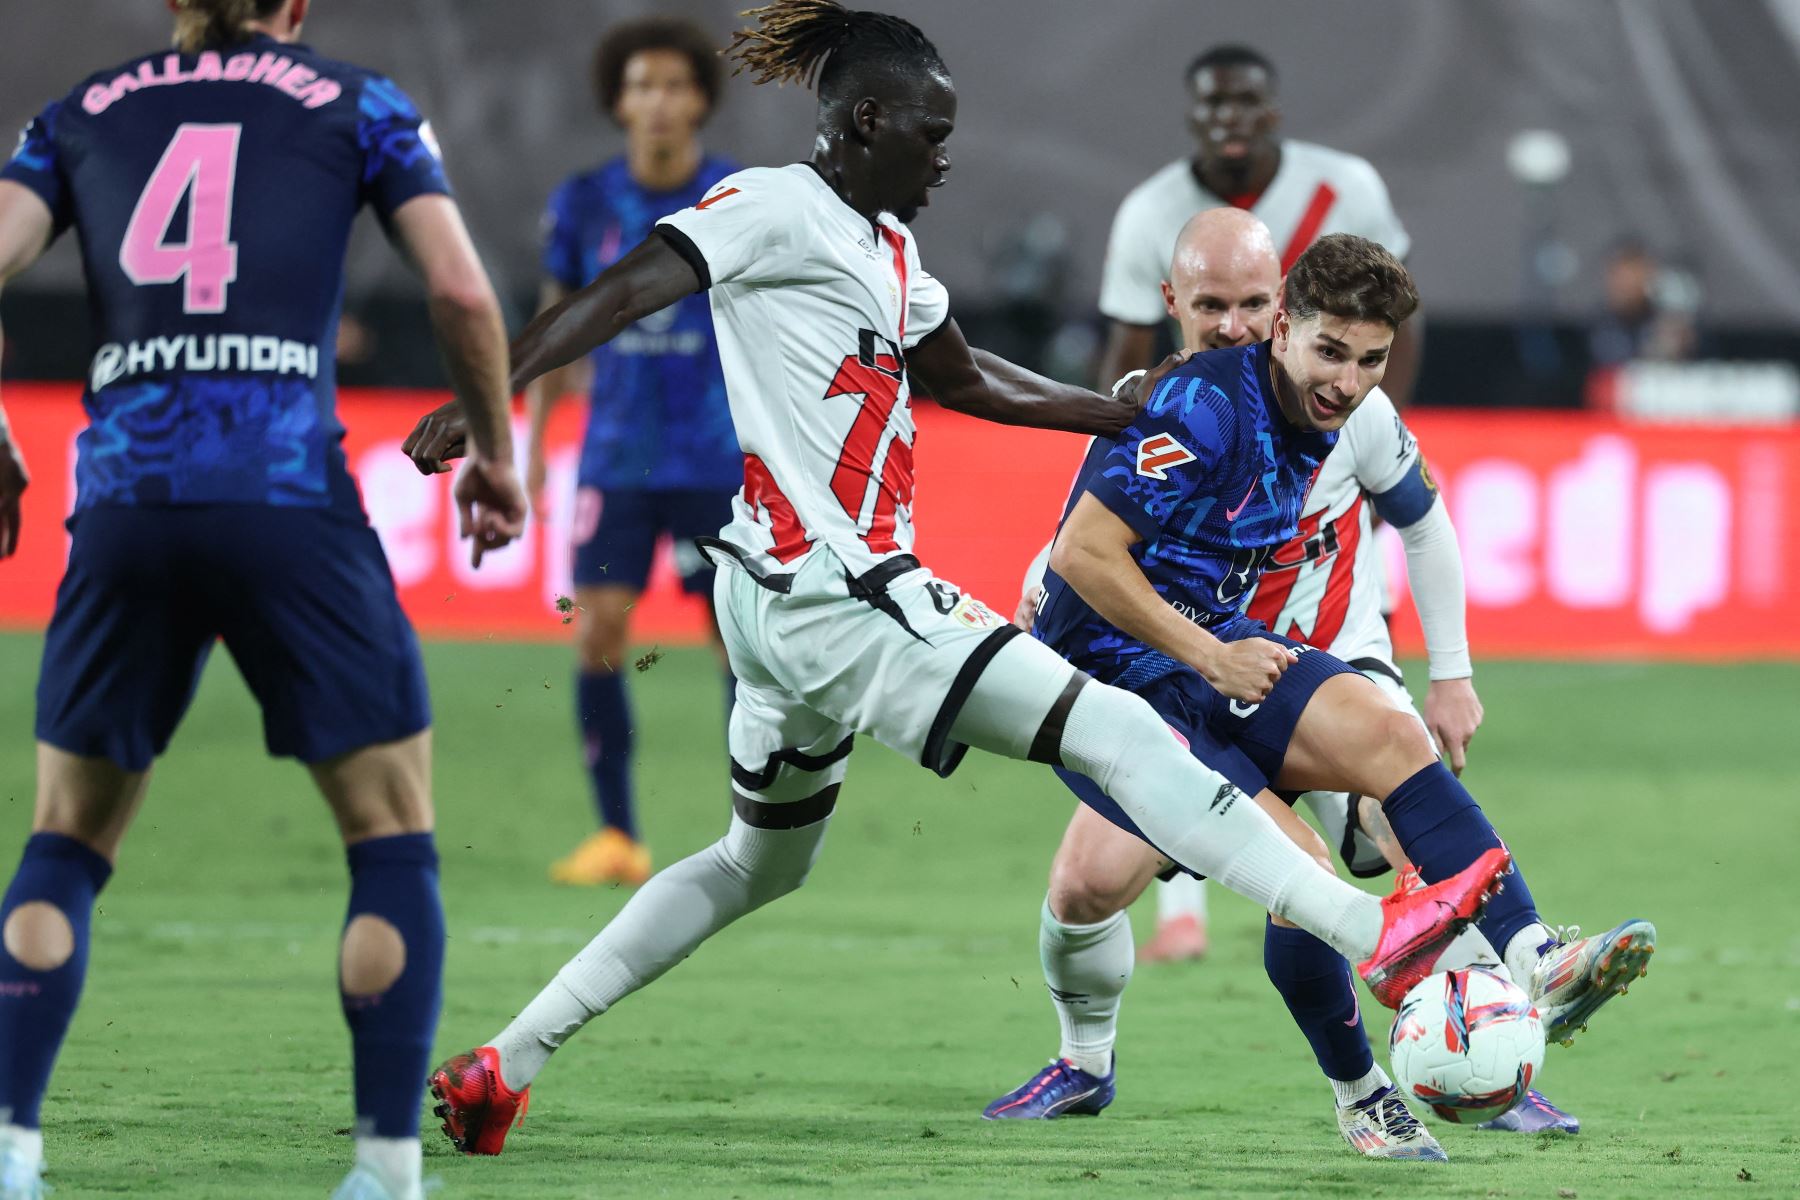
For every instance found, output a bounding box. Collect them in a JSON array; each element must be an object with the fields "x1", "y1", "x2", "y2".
[
  {"x1": 0, "y1": 1, "x2": 524, "y2": 1197},
  {"x1": 531, "y1": 19, "x2": 742, "y2": 888},
  {"x1": 988, "y1": 210, "x2": 1577, "y2": 1149},
  {"x1": 1013, "y1": 232, "x2": 1652, "y2": 1122}
]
